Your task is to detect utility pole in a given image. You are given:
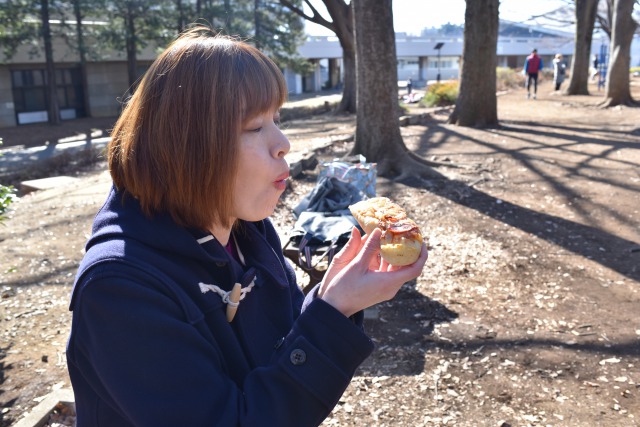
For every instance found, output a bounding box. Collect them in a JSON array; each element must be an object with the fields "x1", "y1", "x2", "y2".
[{"x1": 434, "y1": 42, "x2": 444, "y2": 83}]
